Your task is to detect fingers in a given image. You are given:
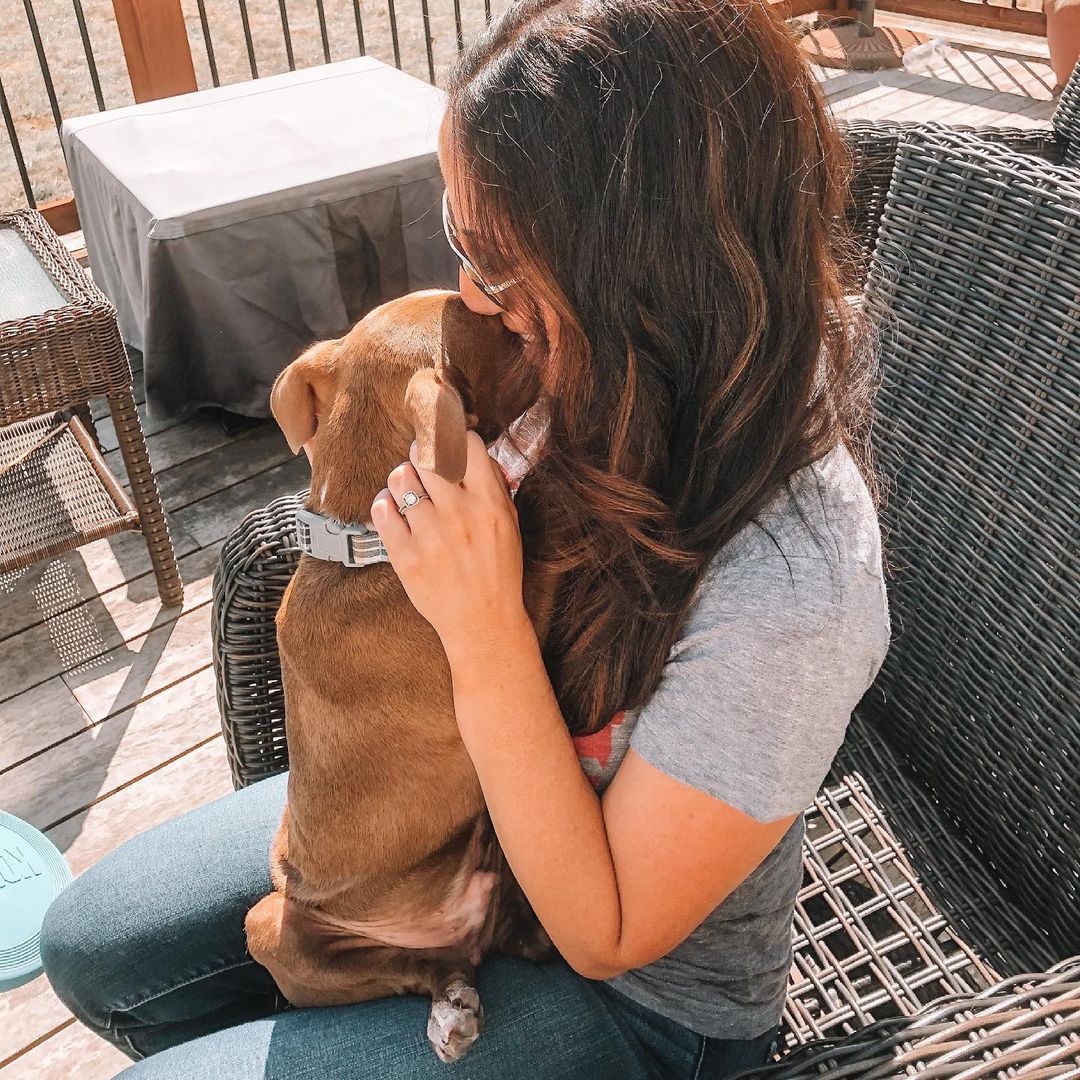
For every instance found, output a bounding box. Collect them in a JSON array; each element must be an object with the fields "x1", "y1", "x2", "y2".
[
  {"x1": 373, "y1": 461, "x2": 432, "y2": 554},
  {"x1": 386, "y1": 460, "x2": 432, "y2": 513},
  {"x1": 464, "y1": 432, "x2": 500, "y2": 492},
  {"x1": 370, "y1": 487, "x2": 410, "y2": 550},
  {"x1": 377, "y1": 435, "x2": 516, "y2": 560},
  {"x1": 406, "y1": 440, "x2": 460, "y2": 500}
]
